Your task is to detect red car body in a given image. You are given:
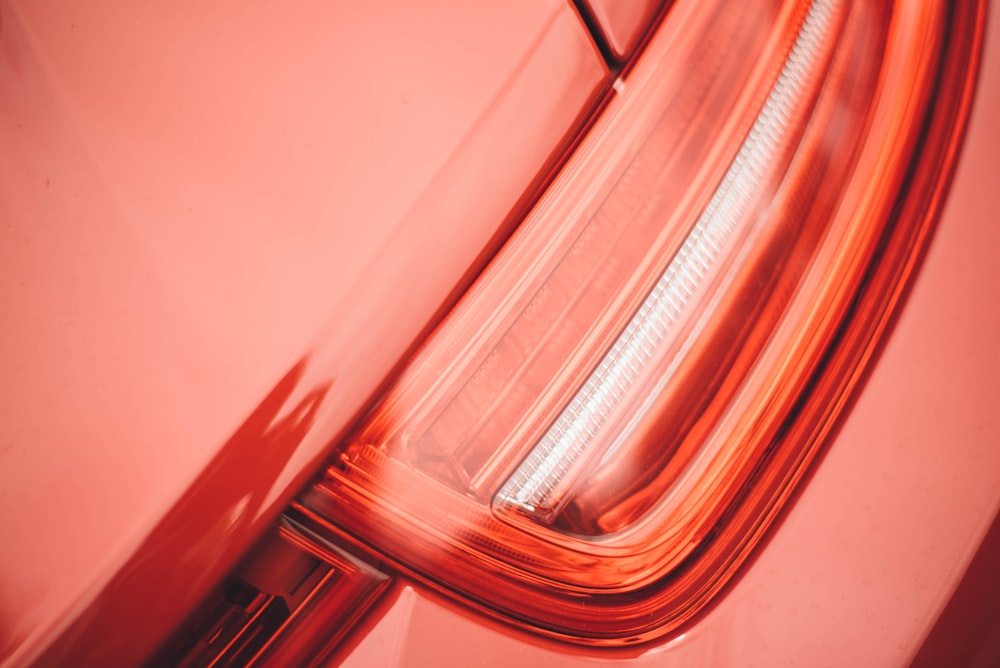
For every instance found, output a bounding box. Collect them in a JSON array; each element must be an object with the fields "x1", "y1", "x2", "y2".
[{"x1": 1, "y1": 0, "x2": 998, "y2": 665}]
